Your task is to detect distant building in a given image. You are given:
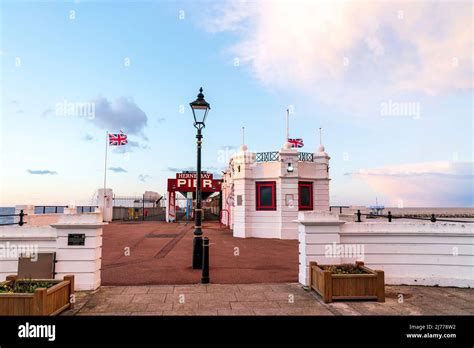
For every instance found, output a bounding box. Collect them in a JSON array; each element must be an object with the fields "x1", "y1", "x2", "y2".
[
  {"x1": 221, "y1": 139, "x2": 331, "y2": 239},
  {"x1": 369, "y1": 205, "x2": 385, "y2": 215}
]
